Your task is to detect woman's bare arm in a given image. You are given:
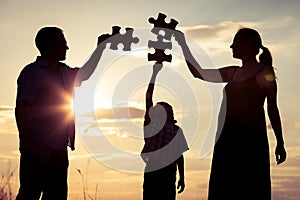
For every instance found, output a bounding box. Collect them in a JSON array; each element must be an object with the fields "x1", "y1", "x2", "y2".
[
  {"x1": 263, "y1": 67, "x2": 286, "y2": 165},
  {"x1": 174, "y1": 31, "x2": 236, "y2": 82}
]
